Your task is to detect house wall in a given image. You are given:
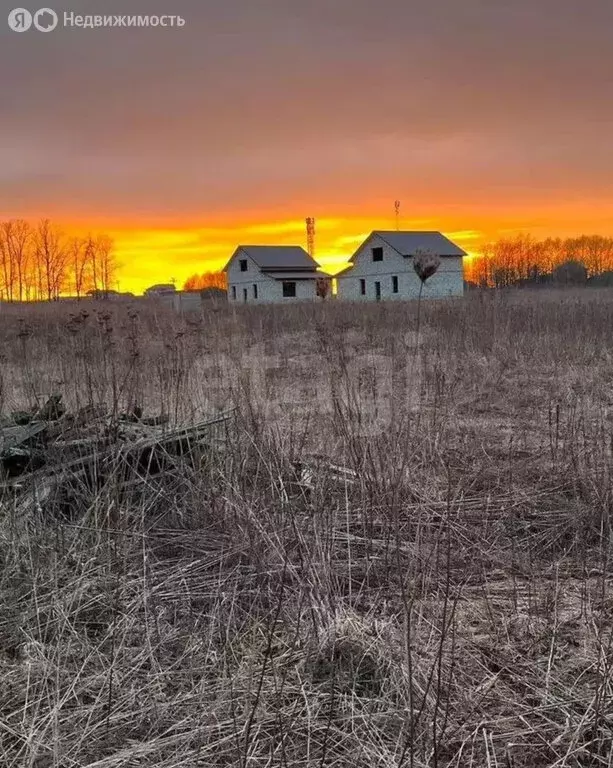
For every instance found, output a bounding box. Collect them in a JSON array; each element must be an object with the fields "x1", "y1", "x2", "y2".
[
  {"x1": 265, "y1": 279, "x2": 317, "y2": 303},
  {"x1": 226, "y1": 249, "x2": 317, "y2": 303},
  {"x1": 336, "y1": 235, "x2": 464, "y2": 301}
]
